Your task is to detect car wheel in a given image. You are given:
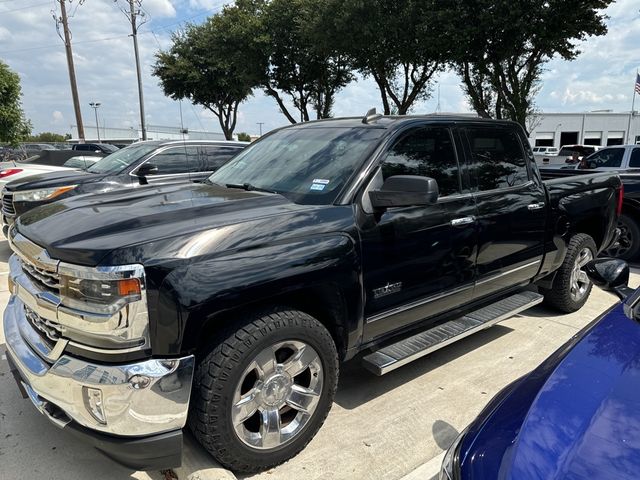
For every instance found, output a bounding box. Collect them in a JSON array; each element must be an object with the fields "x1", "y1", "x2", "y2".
[
  {"x1": 541, "y1": 233, "x2": 596, "y2": 313},
  {"x1": 604, "y1": 214, "x2": 640, "y2": 261},
  {"x1": 189, "y1": 308, "x2": 339, "y2": 473}
]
